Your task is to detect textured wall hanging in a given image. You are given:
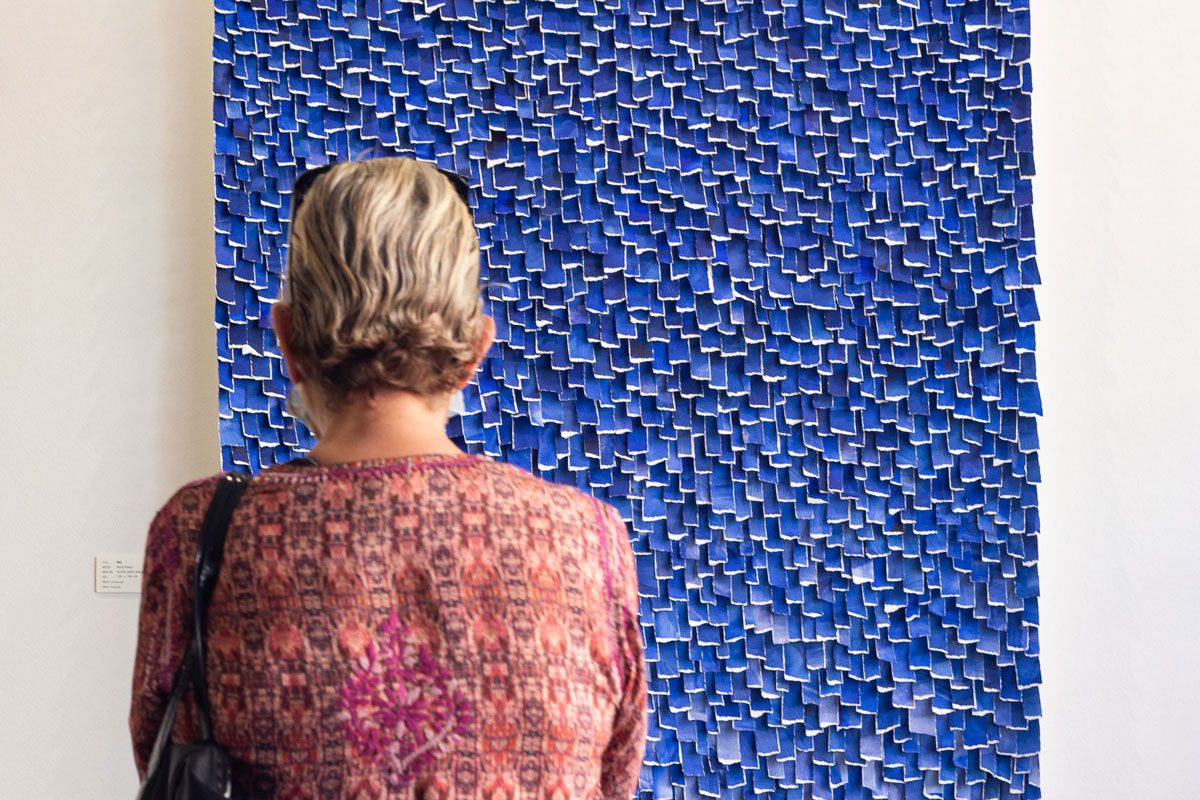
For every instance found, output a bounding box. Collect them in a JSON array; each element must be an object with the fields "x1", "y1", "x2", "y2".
[{"x1": 215, "y1": 0, "x2": 1042, "y2": 797}]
